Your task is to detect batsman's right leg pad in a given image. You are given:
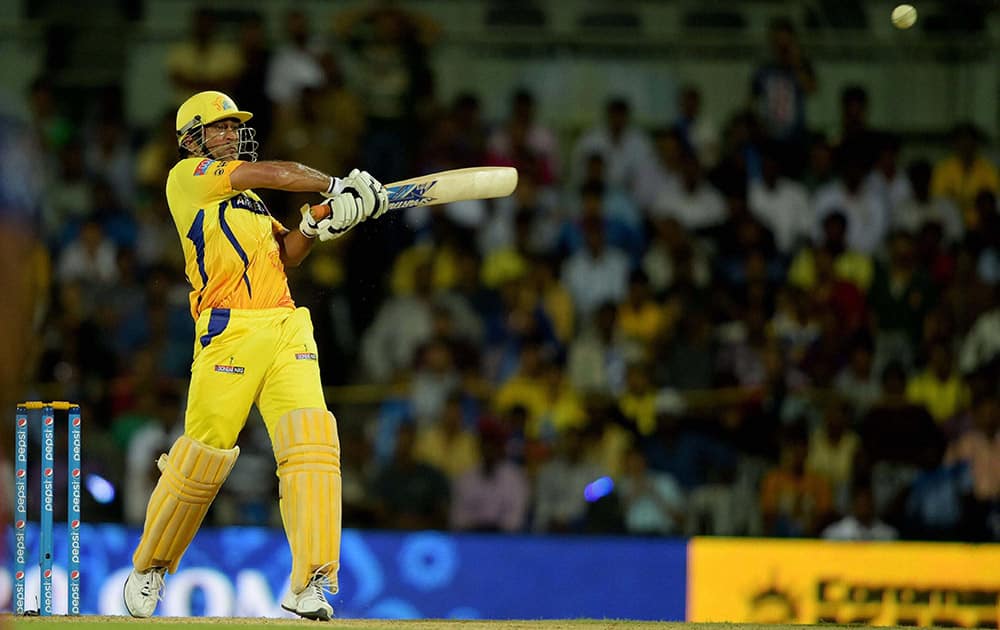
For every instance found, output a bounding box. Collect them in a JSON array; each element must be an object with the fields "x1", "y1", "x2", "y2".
[
  {"x1": 132, "y1": 435, "x2": 239, "y2": 573},
  {"x1": 272, "y1": 408, "x2": 342, "y2": 595}
]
